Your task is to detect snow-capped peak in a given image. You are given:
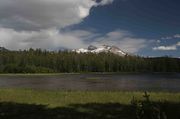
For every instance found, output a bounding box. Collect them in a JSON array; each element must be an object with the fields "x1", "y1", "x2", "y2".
[{"x1": 74, "y1": 45, "x2": 126, "y2": 56}]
